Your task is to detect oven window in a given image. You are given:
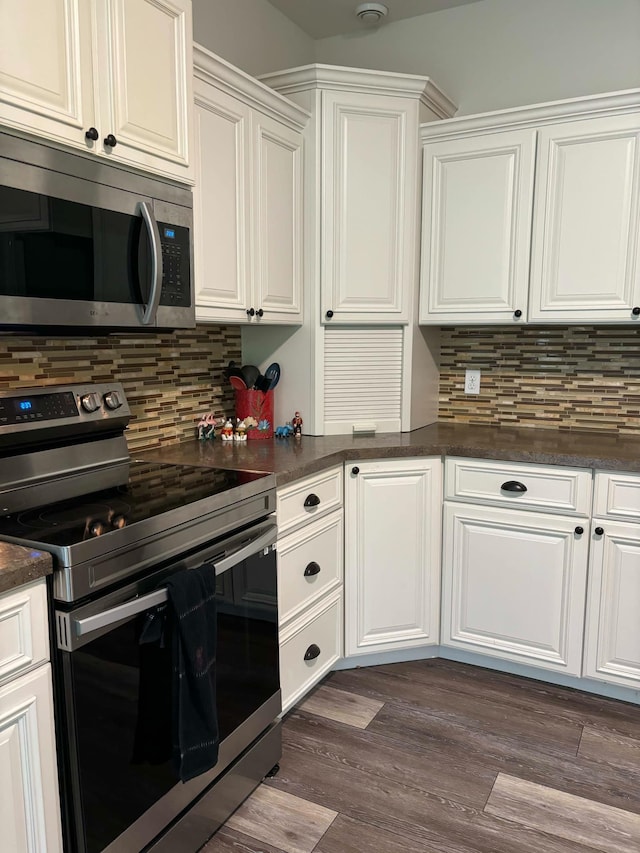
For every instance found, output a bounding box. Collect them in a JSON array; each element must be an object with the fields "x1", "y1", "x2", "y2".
[{"x1": 59, "y1": 549, "x2": 278, "y2": 853}]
